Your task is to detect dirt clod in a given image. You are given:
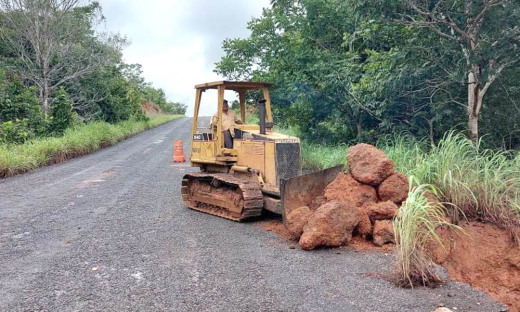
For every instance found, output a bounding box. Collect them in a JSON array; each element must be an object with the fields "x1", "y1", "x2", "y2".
[
  {"x1": 378, "y1": 172, "x2": 409, "y2": 204},
  {"x1": 366, "y1": 201, "x2": 399, "y2": 222},
  {"x1": 355, "y1": 207, "x2": 373, "y2": 239},
  {"x1": 285, "y1": 206, "x2": 313, "y2": 239},
  {"x1": 299, "y1": 201, "x2": 360, "y2": 251},
  {"x1": 372, "y1": 220, "x2": 395, "y2": 246},
  {"x1": 347, "y1": 143, "x2": 395, "y2": 185},
  {"x1": 310, "y1": 195, "x2": 327, "y2": 211},
  {"x1": 324, "y1": 172, "x2": 377, "y2": 207}
]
